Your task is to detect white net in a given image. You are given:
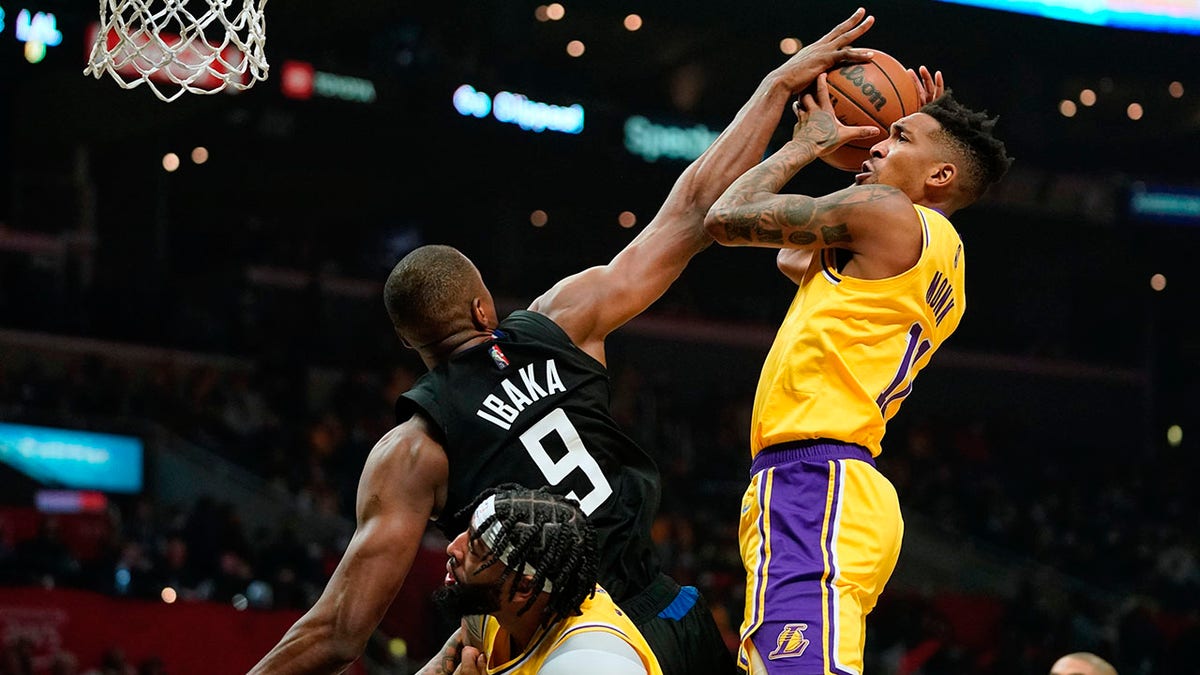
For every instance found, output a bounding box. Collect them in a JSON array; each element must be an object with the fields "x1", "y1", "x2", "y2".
[{"x1": 84, "y1": 0, "x2": 269, "y2": 103}]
